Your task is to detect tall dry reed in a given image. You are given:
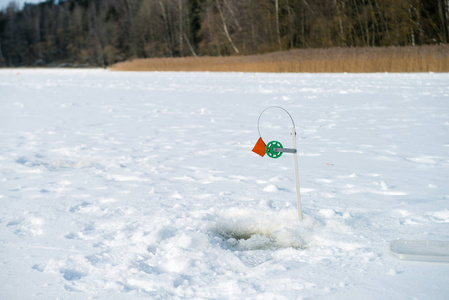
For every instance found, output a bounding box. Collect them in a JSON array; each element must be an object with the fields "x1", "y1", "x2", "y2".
[{"x1": 109, "y1": 45, "x2": 449, "y2": 73}]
